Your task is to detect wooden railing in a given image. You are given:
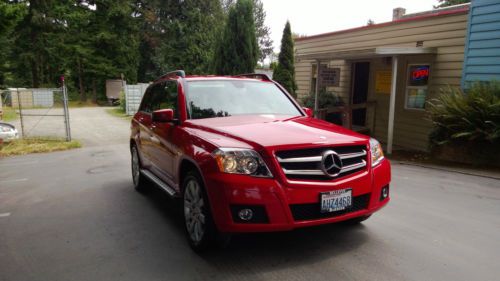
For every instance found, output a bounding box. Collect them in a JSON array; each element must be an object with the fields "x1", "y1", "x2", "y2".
[{"x1": 316, "y1": 101, "x2": 377, "y2": 134}]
